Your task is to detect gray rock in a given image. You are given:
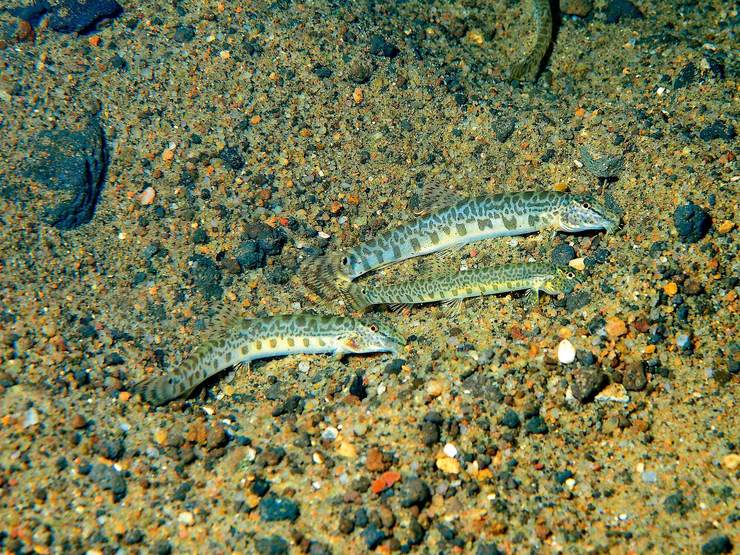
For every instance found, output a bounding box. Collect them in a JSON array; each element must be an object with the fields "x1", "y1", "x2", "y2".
[
  {"x1": 570, "y1": 368, "x2": 606, "y2": 402},
  {"x1": 22, "y1": 118, "x2": 108, "y2": 229},
  {"x1": 259, "y1": 496, "x2": 299, "y2": 522}
]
